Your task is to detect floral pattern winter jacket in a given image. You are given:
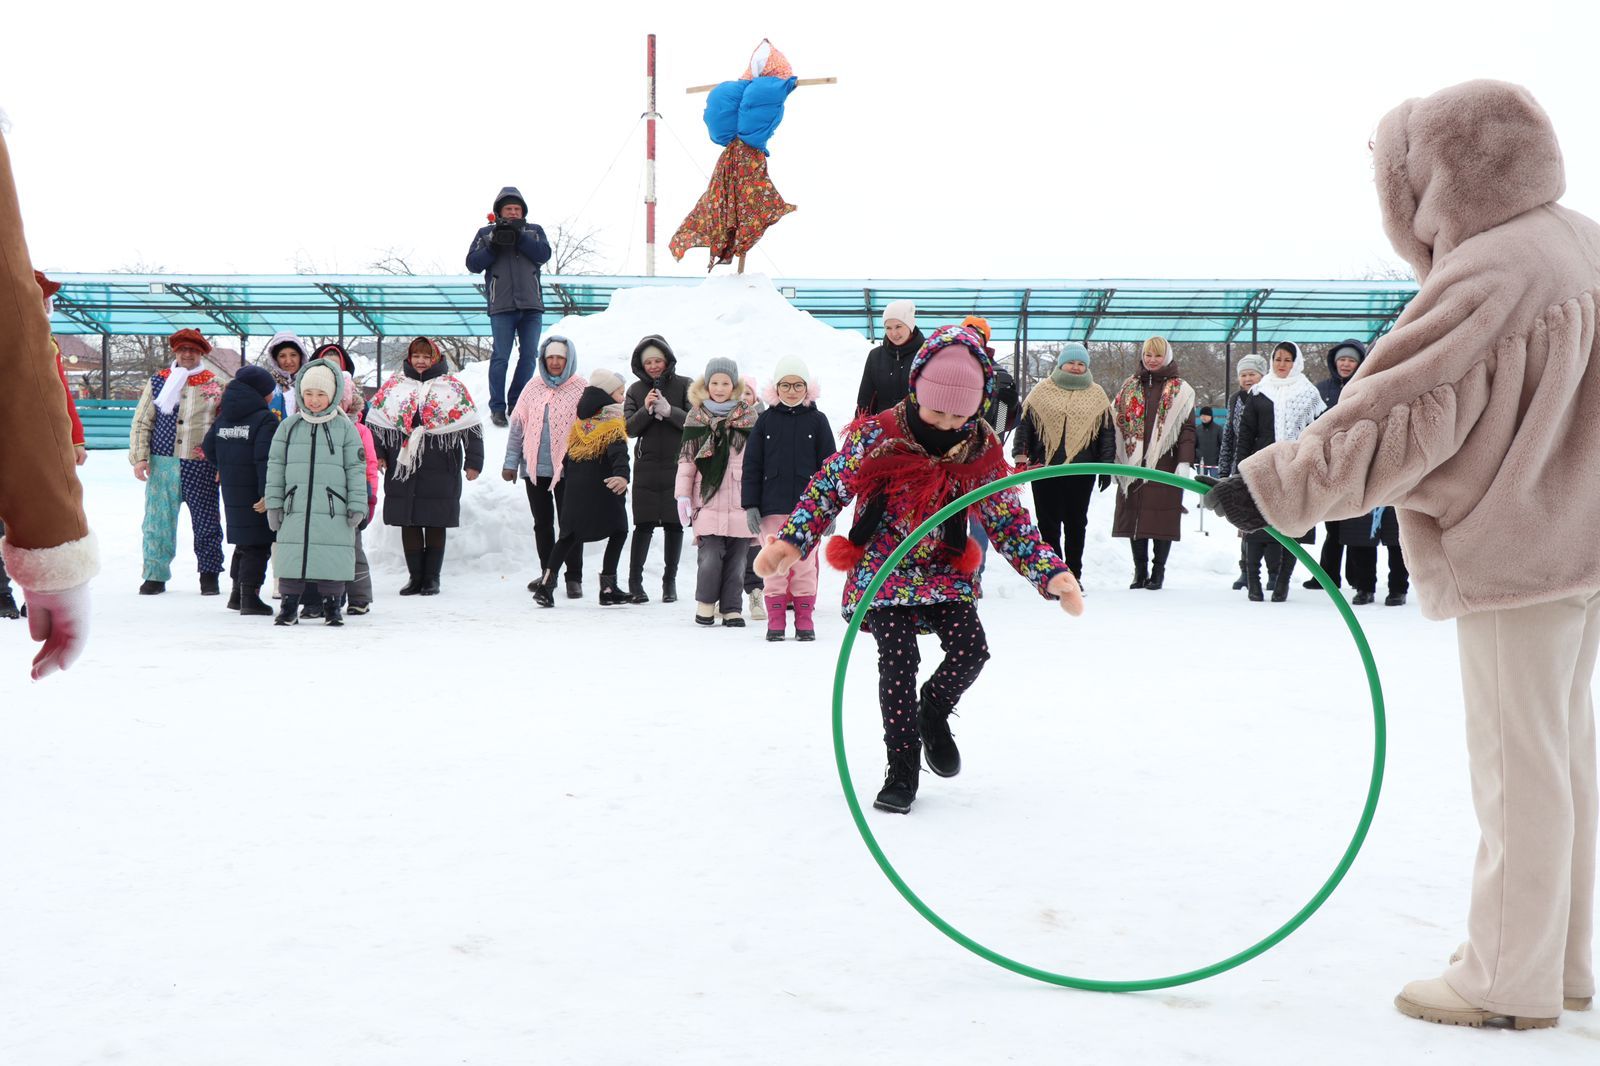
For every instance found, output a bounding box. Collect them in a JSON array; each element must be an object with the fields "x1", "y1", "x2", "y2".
[{"x1": 778, "y1": 403, "x2": 1067, "y2": 626}]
